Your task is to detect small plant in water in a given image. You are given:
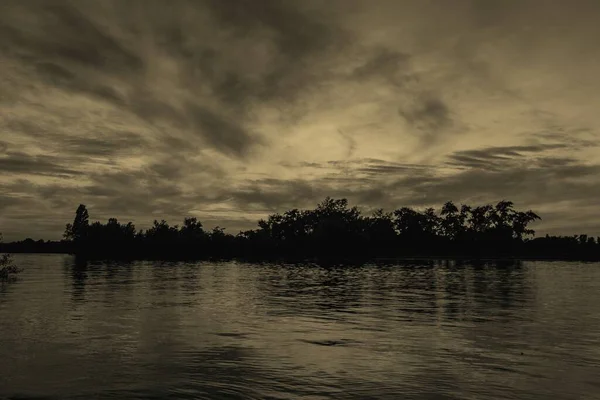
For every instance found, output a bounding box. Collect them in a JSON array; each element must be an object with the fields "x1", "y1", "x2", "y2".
[
  {"x1": 0, "y1": 234, "x2": 21, "y2": 280},
  {"x1": 0, "y1": 254, "x2": 20, "y2": 280}
]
